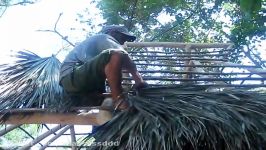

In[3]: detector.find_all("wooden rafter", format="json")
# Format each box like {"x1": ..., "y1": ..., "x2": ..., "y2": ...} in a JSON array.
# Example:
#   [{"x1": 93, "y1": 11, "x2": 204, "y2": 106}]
[{"x1": 2, "y1": 111, "x2": 100, "y2": 125}]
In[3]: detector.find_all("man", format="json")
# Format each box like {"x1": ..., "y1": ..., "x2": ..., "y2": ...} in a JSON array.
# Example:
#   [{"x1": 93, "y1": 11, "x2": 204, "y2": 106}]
[{"x1": 59, "y1": 25, "x2": 147, "y2": 111}]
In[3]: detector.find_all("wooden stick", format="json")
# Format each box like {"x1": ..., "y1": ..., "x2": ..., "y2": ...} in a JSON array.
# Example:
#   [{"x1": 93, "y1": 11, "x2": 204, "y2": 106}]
[
  {"x1": 125, "y1": 42, "x2": 233, "y2": 48},
  {"x1": 70, "y1": 125, "x2": 77, "y2": 150},
  {"x1": 19, "y1": 125, "x2": 65, "y2": 150},
  {"x1": 213, "y1": 61, "x2": 266, "y2": 78},
  {"x1": 132, "y1": 58, "x2": 228, "y2": 61},
  {"x1": 2, "y1": 111, "x2": 100, "y2": 125},
  {"x1": 135, "y1": 63, "x2": 259, "y2": 68},
  {"x1": 123, "y1": 70, "x2": 266, "y2": 75},
  {"x1": 128, "y1": 49, "x2": 231, "y2": 54},
  {"x1": 121, "y1": 83, "x2": 266, "y2": 87},
  {"x1": 39, "y1": 125, "x2": 71, "y2": 150},
  {"x1": 123, "y1": 77, "x2": 266, "y2": 81},
  {"x1": 130, "y1": 54, "x2": 228, "y2": 57}
]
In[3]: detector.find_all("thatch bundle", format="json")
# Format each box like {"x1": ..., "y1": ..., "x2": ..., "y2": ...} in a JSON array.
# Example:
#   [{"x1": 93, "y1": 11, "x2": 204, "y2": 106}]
[{"x1": 82, "y1": 86, "x2": 266, "y2": 150}]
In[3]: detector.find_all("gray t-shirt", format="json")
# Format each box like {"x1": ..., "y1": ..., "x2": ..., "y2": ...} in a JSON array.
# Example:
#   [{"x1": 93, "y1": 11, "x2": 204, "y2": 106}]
[{"x1": 59, "y1": 34, "x2": 124, "y2": 80}]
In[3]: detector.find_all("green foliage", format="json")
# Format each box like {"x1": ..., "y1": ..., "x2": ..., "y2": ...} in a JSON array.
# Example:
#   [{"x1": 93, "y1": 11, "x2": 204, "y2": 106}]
[
  {"x1": 0, "y1": 124, "x2": 39, "y2": 147},
  {"x1": 92, "y1": 0, "x2": 265, "y2": 68},
  {"x1": 240, "y1": 0, "x2": 262, "y2": 15}
]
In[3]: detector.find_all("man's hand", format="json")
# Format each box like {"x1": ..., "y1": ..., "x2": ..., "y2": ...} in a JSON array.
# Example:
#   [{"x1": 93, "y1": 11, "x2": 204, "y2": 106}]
[{"x1": 133, "y1": 81, "x2": 149, "y2": 90}]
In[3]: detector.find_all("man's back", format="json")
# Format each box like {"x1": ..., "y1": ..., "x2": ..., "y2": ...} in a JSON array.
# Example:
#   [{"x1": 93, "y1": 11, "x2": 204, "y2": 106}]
[{"x1": 60, "y1": 34, "x2": 123, "y2": 81}]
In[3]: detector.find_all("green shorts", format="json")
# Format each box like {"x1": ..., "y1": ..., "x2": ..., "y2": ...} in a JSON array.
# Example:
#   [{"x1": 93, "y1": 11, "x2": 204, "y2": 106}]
[
  {"x1": 60, "y1": 50, "x2": 126, "y2": 106},
  {"x1": 61, "y1": 52, "x2": 111, "y2": 93}
]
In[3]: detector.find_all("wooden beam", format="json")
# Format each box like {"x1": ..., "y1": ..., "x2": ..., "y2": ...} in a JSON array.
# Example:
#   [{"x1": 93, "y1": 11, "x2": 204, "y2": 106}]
[
  {"x1": 125, "y1": 42, "x2": 233, "y2": 48},
  {"x1": 2, "y1": 111, "x2": 101, "y2": 125}
]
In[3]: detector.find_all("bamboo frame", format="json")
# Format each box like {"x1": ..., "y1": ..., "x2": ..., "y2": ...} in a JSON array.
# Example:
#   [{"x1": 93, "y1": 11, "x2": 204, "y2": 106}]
[
  {"x1": 125, "y1": 42, "x2": 233, "y2": 48},
  {"x1": 19, "y1": 125, "x2": 65, "y2": 150},
  {"x1": 18, "y1": 126, "x2": 43, "y2": 147},
  {"x1": 130, "y1": 54, "x2": 228, "y2": 57},
  {"x1": 123, "y1": 77, "x2": 266, "y2": 81},
  {"x1": 128, "y1": 49, "x2": 231, "y2": 54},
  {"x1": 39, "y1": 125, "x2": 71, "y2": 150},
  {"x1": 124, "y1": 70, "x2": 266, "y2": 75},
  {"x1": 213, "y1": 61, "x2": 266, "y2": 78},
  {"x1": 132, "y1": 58, "x2": 228, "y2": 61},
  {"x1": 135, "y1": 63, "x2": 259, "y2": 68}
]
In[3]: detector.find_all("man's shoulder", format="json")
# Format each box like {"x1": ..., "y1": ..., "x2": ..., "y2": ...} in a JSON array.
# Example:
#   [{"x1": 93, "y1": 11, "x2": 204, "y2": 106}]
[{"x1": 87, "y1": 34, "x2": 115, "y2": 41}]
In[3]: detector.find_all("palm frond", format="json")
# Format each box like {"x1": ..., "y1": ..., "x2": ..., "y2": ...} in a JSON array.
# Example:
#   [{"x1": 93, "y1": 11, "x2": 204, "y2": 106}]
[
  {"x1": 0, "y1": 50, "x2": 66, "y2": 111},
  {"x1": 81, "y1": 86, "x2": 266, "y2": 150}
]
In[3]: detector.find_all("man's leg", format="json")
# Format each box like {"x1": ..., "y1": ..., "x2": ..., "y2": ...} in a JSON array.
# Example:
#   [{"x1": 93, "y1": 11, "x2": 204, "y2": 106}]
[{"x1": 104, "y1": 51, "x2": 144, "y2": 109}]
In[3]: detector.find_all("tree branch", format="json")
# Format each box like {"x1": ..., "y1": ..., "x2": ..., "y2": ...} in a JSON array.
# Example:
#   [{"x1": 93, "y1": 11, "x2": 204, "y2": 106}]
[
  {"x1": 126, "y1": 0, "x2": 138, "y2": 31},
  {"x1": 0, "y1": 1, "x2": 34, "y2": 6},
  {"x1": 0, "y1": 6, "x2": 7, "y2": 17},
  {"x1": 37, "y1": 13, "x2": 75, "y2": 48}
]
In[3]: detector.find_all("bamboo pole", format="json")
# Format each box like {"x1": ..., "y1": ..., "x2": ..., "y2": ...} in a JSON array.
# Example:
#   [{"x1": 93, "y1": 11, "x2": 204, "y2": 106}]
[
  {"x1": 123, "y1": 77, "x2": 266, "y2": 81},
  {"x1": 70, "y1": 125, "x2": 77, "y2": 150},
  {"x1": 183, "y1": 45, "x2": 192, "y2": 79},
  {"x1": 2, "y1": 111, "x2": 100, "y2": 125},
  {"x1": 130, "y1": 54, "x2": 228, "y2": 57},
  {"x1": 0, "y1": 124, "x2": 20, "y2": 136},
  {"x1": 213, "y1": 61, "x2": 266, "y2": 78},
  {"x1": 18, "y1": 126, "x2": 43, "y2": 146},
  {"x1": 125, "y1": 42, "x2": 233, "y2": 48},
  {"x1": 122, "y1": 83, "x2": 266, "y2": 87},
  {"x1": 123, "y1": 70, "x2": 266, "y2": 75},
  {"x1": 19, "y1": 125, "x2": 65, "y2": 150},
  {"x1": 135, "y1": 63, "x2": 258, "y2": 68},
  {"x1": 128, "y1": 49, "x2": 231, "y2": 54},
  {"x1": 132, "y1": 58, "x2": 228, "y2": 61},
  {"x1": 39, "y1": 125, "x2": 71, "y2": 150}
]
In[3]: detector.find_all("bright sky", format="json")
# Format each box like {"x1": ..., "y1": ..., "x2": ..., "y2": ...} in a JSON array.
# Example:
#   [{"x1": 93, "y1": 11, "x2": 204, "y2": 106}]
[
  {"x1": 0, "y1": 0, "x2": 103, "y2": 63},
  {"x1": 0, "y1": 1, "x2": 100, "y2": 148}
]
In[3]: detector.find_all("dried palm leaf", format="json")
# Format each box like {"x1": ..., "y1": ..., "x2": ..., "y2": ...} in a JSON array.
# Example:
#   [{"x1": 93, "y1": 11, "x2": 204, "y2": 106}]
[
  {"x1": 0, "y1": 51, "x2": 66, "y2": 111},
  {"x1": 81, "y1": 86, "x2": 266, "y2": 150}
]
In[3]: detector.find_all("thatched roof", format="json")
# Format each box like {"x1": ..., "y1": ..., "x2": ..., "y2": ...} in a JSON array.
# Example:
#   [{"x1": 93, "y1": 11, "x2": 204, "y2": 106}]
[{"x1": 1, "y1": 42, "x2": 266, "y2": 149}]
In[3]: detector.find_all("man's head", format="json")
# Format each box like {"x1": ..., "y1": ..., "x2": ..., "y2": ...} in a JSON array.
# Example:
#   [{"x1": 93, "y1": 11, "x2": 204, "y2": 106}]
[{"x1": 101, "y1": 25, "x2": 136, "y2": 45}]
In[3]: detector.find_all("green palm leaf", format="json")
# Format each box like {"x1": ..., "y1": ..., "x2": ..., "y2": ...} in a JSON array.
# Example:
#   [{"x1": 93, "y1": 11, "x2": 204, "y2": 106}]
[
  {"x1": 0, "y1": 51, "x2": 65, "y2": 111},
  {"x1": 82, "y1": 86, "x2": 266, "y2": 150}
]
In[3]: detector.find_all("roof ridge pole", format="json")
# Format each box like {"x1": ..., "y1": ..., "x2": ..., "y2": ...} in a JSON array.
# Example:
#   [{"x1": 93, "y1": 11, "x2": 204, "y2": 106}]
[
  {"x1": 39, "y1": 125, "x2": 71, "y2": 150},
  {"x1": 182, "y1": 44, "x2": 192, "y2": 80},
  {"x1": 70, "y1": 125, "x2": 77, "y2": 150},
  {"x1": 18, "y1": 124, "x2": 65, "y2": 150},
  {"x1": 212, "y1": 61, "x2": 266, "y2": 78},
  {"x1": 0, "y1": 124, "x2": 21, "y2": 136}
]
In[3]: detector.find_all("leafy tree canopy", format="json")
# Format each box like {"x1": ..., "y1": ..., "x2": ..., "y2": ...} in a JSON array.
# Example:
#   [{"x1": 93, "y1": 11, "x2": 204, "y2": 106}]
[{"x1": 83, "y1": 0, "x2": 265, "y2": 68}]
